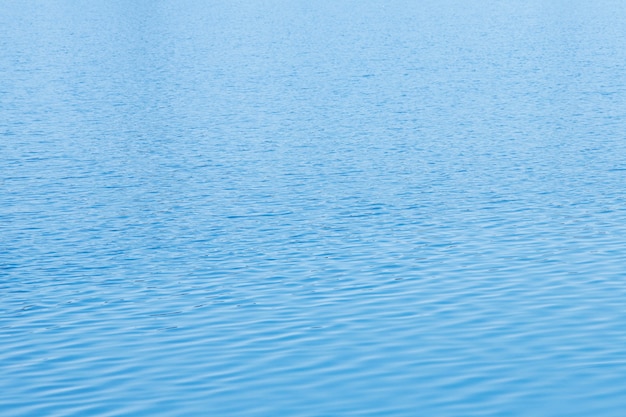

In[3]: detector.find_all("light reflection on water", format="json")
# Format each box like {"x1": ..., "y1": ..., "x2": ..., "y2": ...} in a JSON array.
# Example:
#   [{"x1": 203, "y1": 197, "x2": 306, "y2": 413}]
[{"x1": 2, "y1": 1, "x2": 626, "y2": 415}]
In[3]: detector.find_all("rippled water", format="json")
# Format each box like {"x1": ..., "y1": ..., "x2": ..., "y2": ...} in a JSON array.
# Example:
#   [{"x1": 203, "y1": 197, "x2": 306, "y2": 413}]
[{"x1": 2, "y1": 1, "x2": 626, "y2": 415}]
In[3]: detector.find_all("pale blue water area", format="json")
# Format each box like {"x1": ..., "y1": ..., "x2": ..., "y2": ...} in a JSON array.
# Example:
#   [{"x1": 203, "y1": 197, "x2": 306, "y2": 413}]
[{"x1": 2, "y1": 0, "x2": 626, "y2": 415}]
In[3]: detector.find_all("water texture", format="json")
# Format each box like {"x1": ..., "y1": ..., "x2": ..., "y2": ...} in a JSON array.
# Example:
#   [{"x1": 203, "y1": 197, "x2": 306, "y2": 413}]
[{"x1": 2, "y1": 1, "x2": 626, "y2": 415}]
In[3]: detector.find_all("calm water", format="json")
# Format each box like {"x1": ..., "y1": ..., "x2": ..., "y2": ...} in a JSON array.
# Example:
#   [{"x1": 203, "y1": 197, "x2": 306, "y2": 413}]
[{"x1": 2, "y1": 1, "x2": 626, "y2": 415}]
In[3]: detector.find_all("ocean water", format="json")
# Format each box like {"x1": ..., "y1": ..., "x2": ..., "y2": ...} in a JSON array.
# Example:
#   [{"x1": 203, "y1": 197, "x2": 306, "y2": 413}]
[{"x1": 2, "y1": 0, "x2": 626, "y2": 415}]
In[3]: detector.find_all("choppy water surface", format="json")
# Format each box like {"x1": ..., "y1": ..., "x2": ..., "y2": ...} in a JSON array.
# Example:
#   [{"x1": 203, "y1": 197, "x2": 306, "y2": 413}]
[{"x1": 3, "y1": 1, "x2": 626, "y2": 415}]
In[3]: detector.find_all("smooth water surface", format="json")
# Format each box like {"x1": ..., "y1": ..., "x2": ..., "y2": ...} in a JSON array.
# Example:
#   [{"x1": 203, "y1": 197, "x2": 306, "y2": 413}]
[{"x1": 2, "y1": 1, "x2": 626, "y2": 415}]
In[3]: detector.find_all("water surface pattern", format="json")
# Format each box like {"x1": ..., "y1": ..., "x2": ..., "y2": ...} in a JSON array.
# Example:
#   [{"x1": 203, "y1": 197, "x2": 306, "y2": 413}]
[{"x1": 2, "y1": 1, "x2": 626, "y2": 415}]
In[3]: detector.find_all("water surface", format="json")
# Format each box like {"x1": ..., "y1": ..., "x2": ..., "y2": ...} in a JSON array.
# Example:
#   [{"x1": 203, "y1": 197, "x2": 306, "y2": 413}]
[{"x1": 2, "y1": 1, "x2": 626, "y2": 415}]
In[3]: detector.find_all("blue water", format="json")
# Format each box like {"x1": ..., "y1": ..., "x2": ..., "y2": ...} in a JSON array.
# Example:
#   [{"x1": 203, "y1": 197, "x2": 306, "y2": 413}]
[{"x1": 2, "y1": 1, "x2": 626, "y2": 415}]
